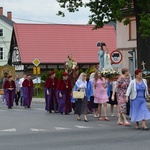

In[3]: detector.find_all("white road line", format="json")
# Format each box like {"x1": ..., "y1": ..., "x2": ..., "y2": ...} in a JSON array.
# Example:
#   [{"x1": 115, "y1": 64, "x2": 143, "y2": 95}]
[
  {"x1": 0, "y1": 110, "x2": 6, "y2": 112},
  {"x1": 13, "y1": 109, "x2": 25, "y2": 111},
  {"x1": 30, "y1": 128, "x2": 48, "y2": 132},
  {"x1": 0, "y1": 128, "x2": 16, "y2": 132},
  {"x1": 75, "y1": 125, "x2": 92, "y2": 129},
  {"x1": 55, "y1": 127, "x2": 71, "y2": 130}
]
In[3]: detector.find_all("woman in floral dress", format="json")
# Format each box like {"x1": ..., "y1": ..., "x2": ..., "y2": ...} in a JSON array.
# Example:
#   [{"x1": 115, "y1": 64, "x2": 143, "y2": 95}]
[{"x1": 112, "y1": 68, "x2": 131, "y2": 126}]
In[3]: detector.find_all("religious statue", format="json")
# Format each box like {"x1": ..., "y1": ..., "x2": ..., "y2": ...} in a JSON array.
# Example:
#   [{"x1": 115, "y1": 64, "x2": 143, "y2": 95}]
[
  {"x1": 65, "y1": 54, "x2": 73, "y2": 71},
  {"x1": 65, "y1": 54, "x2": 78, "y2": 86},
  {"x1": 98, "y1": 46, "x2": 104, "y2": 70},
  {"x1": 104, "y1": 49, "x2": 113, "y2": 70}
]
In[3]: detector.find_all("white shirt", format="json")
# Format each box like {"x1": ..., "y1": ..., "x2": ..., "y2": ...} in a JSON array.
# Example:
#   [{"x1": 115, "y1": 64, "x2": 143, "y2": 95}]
[
  {"x1": 19, "y1": 78, "x2": 25, "y2": 87},
  {"x1": 126, "y1": 79, "x2": 149, "y2": 100}
]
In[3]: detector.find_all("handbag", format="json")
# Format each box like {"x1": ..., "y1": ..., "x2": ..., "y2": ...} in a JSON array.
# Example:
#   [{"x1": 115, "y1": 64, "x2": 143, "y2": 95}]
[
  {"x1": 0, "y1": 89, "x2": 4, "y2": 95},
  {"x1": 73, "y1": 91, "x2": 84, "y2": 99}
]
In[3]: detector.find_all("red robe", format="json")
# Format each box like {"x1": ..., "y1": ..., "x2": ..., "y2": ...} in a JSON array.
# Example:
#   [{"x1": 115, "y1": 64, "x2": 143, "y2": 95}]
[
  {"x1": 44, "y1": 77, "x2": 59, "y2": 112},
  {"x1": 57, "y1": 79, "x2": 72, "y2": 114},
  {"x1": 3, "y1": 80, "x2": 16, "y2": 108},
  {"x1": 22, "y1": 79, "x2": 33, "y2": 107}
]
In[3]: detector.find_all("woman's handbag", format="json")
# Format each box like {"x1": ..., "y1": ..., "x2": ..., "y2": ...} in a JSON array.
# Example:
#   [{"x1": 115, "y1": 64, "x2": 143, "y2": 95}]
[
  {"x1": 73, "y1": 91, "x2": 84, "y2": 99},
  {"x1": 0, "y1": 89, "x2": 4, "y2": 95}
]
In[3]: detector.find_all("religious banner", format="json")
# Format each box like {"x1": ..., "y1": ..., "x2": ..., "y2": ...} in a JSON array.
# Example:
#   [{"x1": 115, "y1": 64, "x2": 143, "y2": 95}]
[{"x1": 0, "y1": 66, "x2": 15, "y2": 80}]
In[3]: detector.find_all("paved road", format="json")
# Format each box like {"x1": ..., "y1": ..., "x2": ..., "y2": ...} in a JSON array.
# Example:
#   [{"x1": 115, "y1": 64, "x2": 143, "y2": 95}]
[{"x1": 0, "y1": 101, "x2": 150, "y2": 150}]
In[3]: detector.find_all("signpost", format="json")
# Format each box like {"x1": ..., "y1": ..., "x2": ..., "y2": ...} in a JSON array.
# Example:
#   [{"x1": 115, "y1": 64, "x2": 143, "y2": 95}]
[{"x1": 32, "y1": 58, "x2": 41, "y2": 96}]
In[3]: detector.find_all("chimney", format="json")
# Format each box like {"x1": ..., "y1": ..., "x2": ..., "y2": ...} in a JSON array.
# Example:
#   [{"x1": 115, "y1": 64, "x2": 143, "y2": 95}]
[
  {"x1": 0, "y1": 7, "x2": 3, "y2": 15},
  {"x1": 7, "y1": 11, "x2": 12, "y2": 20}
]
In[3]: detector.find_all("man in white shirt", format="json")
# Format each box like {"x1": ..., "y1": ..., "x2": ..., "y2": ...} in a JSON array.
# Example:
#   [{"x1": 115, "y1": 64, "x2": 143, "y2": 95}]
[{"x1": 19, "y1": 74, "x2": 27, "y2": 106}]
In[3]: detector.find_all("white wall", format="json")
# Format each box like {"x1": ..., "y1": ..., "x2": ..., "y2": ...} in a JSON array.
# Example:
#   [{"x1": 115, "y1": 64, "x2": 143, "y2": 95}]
[
  {"x1": 116, "y1": 17, "x2": 137, "y2": 75},
  {"x1": 0, "y1": 20, "x2": 13, "y2": 65}
]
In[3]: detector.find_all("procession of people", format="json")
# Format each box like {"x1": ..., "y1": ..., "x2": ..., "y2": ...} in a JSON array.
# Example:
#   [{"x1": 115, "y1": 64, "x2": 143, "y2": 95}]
[{"x1": 0, "y1": 48, "x2": 150, "y2": 131}]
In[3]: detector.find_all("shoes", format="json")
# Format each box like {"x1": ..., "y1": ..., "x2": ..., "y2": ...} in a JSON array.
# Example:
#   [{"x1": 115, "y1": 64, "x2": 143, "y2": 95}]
[
  {"x1": 94, "y1": 114, "x2": 98, "y2": 118},
  {"x1": 104, "y1": 116, "x2": 109, "y2": 121},
  {"x1": 77, "y1": 118, "x2": 81, "y2": 121},
  {"x1": 94, "y1": 114, "x2": 100, "y2": 118},
  {"x1": 84, "y1": 119, "x2": 88, "y2": 122},
  {"x1": 111, "y1": 114, "x2": 115, "y2": 117},
  {"x1": 99, "y1": 117, "x2": 103, "y2": 121},
  {"x1": 124, "y1": 122, "x2": 131, "y2": 126},
  {"x1": 117, "y1": 122, "x2": 124, "y2": 125},
  {"x1": 141, "y1": 127, "x2": 149, "y2": 130}
]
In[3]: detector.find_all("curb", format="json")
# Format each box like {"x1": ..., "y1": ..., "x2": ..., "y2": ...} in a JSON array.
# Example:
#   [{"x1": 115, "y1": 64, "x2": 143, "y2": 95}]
[{"x1": 32, "y1": 98, "x2": 45, "y2": 103}]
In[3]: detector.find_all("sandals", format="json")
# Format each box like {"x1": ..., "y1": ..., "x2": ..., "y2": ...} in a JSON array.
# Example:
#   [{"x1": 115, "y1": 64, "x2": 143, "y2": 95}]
[
  {"x1": 104, "y1": 116, "x2": 109, "y2": 121},
  {"x1": 117, "y1": 122, "x2": 124, "y2": 125},
  {"x1": 124, "y1": 122, "x2": 131, "y2": 126},
  {"x1": 99, "y1": 117, "x2": 103, "y2": 121},
  {"x1": 99, "y1": 116, "x2": 109, "y2": 121}
]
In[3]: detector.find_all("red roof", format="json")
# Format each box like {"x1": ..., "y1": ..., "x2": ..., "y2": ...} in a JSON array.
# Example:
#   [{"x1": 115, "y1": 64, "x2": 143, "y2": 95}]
[{"x1": 13, "y1": 23, "x2": 116, "y2": 64}]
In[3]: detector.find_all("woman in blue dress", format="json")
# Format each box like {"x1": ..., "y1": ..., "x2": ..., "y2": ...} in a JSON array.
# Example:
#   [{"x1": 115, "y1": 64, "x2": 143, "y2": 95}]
[
  {"x1": 87, "y1": 72, "x2": 98, "y2": 117},
  {"x1": 126, "y1": 69, "x2": 150, "y2": 130}
]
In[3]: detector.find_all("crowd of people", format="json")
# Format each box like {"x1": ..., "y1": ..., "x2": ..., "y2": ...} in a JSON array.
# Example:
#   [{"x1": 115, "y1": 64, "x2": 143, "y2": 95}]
[
  {"x1": 0, "y1": 73, "x2": 33, "y2": 109},
  {"x1": 0, "y1": 67, "x2": 150, "y2": 130},
  {"x1": 43, "y1": 67, "x2": 150, "y2": 130}
]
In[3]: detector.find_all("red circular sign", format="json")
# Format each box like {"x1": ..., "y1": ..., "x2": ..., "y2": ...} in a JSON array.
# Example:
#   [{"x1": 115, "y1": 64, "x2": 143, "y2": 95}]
[{"x1": 110, "y1": 50, "x2": 123, "y2": 64}]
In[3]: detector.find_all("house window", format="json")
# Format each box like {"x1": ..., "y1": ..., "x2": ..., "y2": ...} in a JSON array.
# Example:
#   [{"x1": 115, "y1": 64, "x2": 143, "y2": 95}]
[
  {"x1": 0, "y1": 29, "x2": 3, "y2": 36},
  {"x1": 129, "y1": 19, "x2": 136, "y2": 40},
  {"x1": 0, "y1": 47, "x2": 3, "y2": 60}
]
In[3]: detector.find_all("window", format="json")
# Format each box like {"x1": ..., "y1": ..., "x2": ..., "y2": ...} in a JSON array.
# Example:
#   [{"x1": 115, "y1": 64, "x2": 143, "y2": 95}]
[
  {"x1": 0, "y1": 47, "x2": 3, "y2": 60},
  {"x1": 0, "y1": 29, "x2": 3, "y2": 36},
  {"x1": 129, "y1": 19, "x2": 136, "y2": 40}
]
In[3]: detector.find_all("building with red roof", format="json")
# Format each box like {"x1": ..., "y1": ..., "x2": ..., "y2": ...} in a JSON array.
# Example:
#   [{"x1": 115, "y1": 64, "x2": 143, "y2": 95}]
[{"x1": 8, "y1": 23, "x2": 116, "y2": 72}]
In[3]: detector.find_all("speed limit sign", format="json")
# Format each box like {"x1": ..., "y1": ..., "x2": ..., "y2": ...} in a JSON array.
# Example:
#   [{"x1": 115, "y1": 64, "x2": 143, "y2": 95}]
[{"x1": 110, "y1": 50, "x2": 123, "y2": 64}]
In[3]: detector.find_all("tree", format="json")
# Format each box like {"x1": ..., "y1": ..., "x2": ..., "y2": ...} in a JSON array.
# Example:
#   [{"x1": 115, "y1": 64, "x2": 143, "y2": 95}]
[{"x1": 57, "y1": 0, "x2": 150, "y2": 69}]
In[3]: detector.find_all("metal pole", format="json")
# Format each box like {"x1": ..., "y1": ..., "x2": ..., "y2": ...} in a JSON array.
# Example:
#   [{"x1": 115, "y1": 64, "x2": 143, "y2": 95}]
[
  {"x1": 36, "y1": 67, "x2": 38, "y2": 96},
  {"x1": 133, "y1": 48, "x2": 136, "y2": 71}
]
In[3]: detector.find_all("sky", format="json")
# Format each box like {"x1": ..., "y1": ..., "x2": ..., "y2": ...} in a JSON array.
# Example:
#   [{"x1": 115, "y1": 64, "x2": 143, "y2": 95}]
[{"x1": 0, "y1": 0, "x2": 90, "y2": 24}]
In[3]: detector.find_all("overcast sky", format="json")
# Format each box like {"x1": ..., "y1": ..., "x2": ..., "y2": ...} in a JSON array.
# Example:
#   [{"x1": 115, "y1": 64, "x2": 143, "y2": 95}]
[{"x1": 0, "y1": 0, "x2": 90, "y2": 24}]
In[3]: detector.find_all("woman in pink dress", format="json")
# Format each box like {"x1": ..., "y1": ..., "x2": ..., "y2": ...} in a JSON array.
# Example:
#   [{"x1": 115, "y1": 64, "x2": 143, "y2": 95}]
[{"x1": 93, "y1": 70, "x2": 109, "y2": 121}]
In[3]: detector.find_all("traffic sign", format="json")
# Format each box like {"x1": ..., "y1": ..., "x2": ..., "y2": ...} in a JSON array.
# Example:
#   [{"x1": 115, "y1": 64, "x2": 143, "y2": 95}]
[
  {"x1": 33, "y1": 67, "x2": 40, "y2": 75},
  {"x1": 110, "y1": 50, "x2": 123, "y2": 64},
  {"x1": 32, "y1": 58, "x2": 40, "y2": 67}
]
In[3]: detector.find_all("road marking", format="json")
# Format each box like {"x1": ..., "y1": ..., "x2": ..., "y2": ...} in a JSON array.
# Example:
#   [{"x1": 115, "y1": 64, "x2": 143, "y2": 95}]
[
  {"x1": 0, "y1": 110, "x2": 6, "y2": 112},
  {"x1": 75, "y1": 125, "x2": 92, "y2": 129},
  {"x1": 32, "y1": 108, "x2": 44, "y2": 111},
  {"x1": 13, "y1": 109, "x2": 25, "y2": 111},
  {"x1": 0, "y1": 128, "x2": 16, "y2": 132},
  {"x1": 55, "y1": 127, "x2": 71, "y2": 130},
  {"x1": 30, "y1": 128, "x2": 48, "y2": 132}
]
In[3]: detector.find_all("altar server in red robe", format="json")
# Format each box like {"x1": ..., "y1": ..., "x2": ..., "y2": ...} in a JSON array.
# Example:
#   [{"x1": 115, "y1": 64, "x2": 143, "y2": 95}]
[
  {"x1": 44, "y1": 70, "x2": 59, "y2": 113},
  {"x1": 3, "y1": 75, "x2": 16, "y2": 109},
  {"x1": 22, "y1": 74, "x2": 34, "y2": 108},
  {"x1": 57, "y1": 72, "x2": 72, "y2": 114}
]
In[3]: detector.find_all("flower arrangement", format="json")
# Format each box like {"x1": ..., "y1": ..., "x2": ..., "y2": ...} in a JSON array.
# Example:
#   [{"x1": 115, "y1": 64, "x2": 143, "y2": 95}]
[{"x1": 101, "y1": 69, "x2": 120, "y2": 80}]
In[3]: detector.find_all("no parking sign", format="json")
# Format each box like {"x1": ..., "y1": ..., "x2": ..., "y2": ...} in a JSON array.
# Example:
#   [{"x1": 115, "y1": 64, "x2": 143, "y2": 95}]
[{"x1": 110, "y1": 50, "x2": 123, "y2": 64}]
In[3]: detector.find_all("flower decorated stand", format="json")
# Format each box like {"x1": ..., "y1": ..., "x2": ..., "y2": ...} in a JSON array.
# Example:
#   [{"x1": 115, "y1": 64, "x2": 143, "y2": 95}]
[{"x1": 101, "y1": 69, "x2": 120, "y2": 82}]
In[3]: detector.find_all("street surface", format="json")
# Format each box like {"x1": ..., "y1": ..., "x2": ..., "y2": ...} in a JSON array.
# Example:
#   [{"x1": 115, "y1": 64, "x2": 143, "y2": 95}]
[{"x1": 0, "y1": 99, "x2": 150, "y2": 150}]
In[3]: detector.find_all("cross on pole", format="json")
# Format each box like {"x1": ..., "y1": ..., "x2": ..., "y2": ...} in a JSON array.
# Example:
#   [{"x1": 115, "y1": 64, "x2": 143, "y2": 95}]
[{"x1": 141, "y1": 61, "x2": 146, "y2": 70}]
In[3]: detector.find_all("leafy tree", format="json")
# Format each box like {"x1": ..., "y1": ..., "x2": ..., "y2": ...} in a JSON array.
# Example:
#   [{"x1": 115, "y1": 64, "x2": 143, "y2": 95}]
[{"x1": 57, "y1": 0, "x2": 150, "y2": 69}]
